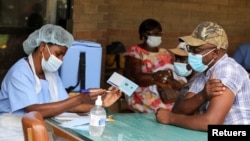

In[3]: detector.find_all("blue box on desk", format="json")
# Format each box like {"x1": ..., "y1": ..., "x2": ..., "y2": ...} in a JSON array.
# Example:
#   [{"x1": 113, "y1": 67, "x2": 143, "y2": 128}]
[{"x1": 59, "y1": 40, "x2": 102, "y2": 92}]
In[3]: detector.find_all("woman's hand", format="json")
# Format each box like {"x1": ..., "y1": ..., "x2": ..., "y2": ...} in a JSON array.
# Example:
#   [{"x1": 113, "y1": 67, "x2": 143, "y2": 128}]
[
  {"x1": 80, "y1": 87, "x2": 122, "y2": 107},
  {"x1": 152, "y1": 69, "x2": 173, "y2": 83},
  {"x1": 80, "y1": 88, "x2": 106, "y2": 104},
  {"x1": 153, "y1": 69, "x2": 183, "y2": 90},
  {"x1": 102, "y1": 86, "x2": 122, "y2": 107}
]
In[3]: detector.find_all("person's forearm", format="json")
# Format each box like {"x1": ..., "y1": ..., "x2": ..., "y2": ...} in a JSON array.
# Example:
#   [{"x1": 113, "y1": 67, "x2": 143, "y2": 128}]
[
  {"x1": 172, "y1": 91, "x2": 207, "y2": 115},
  {"x1": 134, "y1": 73, "x2": 155, "y2": 86},
  {"x1": 25, "y1": 94, "x2": 89, "y2": 118},
  {"x1": 68, "y1": 104, "x2": 94, "y2": 113},
  {"x1": 169, "y1": 112, "x2": 209, "y2": 131}
]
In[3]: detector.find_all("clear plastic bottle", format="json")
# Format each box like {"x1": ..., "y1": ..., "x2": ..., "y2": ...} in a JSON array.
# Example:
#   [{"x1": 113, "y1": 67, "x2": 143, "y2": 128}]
[{"x1": 89, "y1": 95, "x2": 107, "y2": 136}]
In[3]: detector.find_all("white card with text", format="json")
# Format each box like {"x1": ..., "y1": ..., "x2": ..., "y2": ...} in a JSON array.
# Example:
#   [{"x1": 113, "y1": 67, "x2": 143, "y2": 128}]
[{"x1": 107, "y1": 72, "x2": 138, "y2": 96}]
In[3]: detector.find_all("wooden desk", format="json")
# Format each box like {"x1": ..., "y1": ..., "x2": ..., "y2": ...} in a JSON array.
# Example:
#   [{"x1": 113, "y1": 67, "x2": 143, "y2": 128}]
[{"x1": 46, "y1": 113, "x2": 207, "y2": 141}]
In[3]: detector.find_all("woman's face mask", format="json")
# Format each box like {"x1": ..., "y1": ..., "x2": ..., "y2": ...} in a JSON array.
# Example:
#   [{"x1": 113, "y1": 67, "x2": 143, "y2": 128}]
[
  {"x1": 41, "y1": 44, "x2": 63, "y2": 72},
  {"x1": 174, "y1": 62, "x2": 192, "y2": 77},
  {"x1": 188, "y1": 49, "x2": 215, "y2": 72},
  {"x1": 146, "y1": 36, "x2": 162, "y2": 47}
]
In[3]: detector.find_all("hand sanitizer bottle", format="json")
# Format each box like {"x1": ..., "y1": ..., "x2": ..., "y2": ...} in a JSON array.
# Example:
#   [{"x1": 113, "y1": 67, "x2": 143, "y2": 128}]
[{"x1": 89, "y1": 95, "x2": 107, "y2": 136}]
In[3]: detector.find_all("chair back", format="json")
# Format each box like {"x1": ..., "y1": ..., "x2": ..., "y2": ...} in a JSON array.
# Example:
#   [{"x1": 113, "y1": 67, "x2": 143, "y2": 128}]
[{"x1": 22, "y1": 111, "x2": 50, "y2": 141}]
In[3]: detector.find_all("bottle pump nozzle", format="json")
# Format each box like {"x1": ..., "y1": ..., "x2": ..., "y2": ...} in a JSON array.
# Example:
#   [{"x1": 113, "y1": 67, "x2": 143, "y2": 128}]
[{"x1": 95, "y1": 95, "x2": 102, "y2": 106}]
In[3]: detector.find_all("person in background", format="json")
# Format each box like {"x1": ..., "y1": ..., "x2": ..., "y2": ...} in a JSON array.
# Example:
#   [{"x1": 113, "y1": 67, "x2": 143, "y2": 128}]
[
  {"x1": 233, "y1": 42, "x2": 250, "y2": 75},
  {"x1": 167, "y1": 42, "x2": 199, "y2": 112},
  {"x1": 26, "y1": 2, "x2": 44, "y2": 28},
  {"x1": 124, "y1": 18, "x2": 185, "y2": 113},
  {"x1": 0, "y1": 24, "x2": 122, "y2": 118},
  {"x1": 156, "y1": 21, "x2": 250, "y2": 131}
]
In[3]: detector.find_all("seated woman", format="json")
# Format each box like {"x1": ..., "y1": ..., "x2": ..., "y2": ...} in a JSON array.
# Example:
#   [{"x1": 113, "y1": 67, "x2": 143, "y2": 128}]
[{"x1": 123, "y1": 18, "x2": 185, "y2": 113}]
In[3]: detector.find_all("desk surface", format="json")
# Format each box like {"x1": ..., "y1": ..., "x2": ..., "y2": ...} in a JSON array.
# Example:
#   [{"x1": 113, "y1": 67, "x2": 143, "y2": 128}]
[{"x1": 47, "y1": 113, "x2": 207, "y2": 141}]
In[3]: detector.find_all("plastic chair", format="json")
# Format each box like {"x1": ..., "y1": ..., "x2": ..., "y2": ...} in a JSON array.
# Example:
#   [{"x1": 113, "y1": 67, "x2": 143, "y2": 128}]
[{"x1": 22, "y1": 111, "x2": 50, "y2": 141}]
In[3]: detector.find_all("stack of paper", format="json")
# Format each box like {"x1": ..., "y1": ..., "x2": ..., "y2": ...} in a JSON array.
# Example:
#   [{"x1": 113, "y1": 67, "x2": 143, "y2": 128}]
[
  {"x1": 54, "y1": 113, "x2": 90, "y2": 130},
  {"x1": 54, "y1": 112, "x2": 87, "y2": 121}
]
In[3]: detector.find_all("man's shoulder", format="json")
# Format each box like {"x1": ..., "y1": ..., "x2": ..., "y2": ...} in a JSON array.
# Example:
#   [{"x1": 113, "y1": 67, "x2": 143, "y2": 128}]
[{"x1": 216, "y1": 54, "x2": 237, "y2": 67}]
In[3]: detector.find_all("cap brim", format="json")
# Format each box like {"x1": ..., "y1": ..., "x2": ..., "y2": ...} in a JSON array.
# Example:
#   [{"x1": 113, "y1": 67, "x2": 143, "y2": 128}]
[
  {"x1": 168, "y1": 48, "x2": 188, "y2": 56},
  {"x1": 179, "y1": 35, "x2": 207, "y2": 47}
]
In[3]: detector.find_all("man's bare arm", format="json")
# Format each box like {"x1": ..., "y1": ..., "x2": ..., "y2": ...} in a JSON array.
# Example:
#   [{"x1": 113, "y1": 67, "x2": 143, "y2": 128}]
[{"x1": 157, "y1": 86, "x2": 234, "y2": 131}]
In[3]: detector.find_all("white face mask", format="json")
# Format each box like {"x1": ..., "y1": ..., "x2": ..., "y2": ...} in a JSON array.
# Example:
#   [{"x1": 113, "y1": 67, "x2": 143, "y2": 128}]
[
  {"x1": 146, "y1": 36, "x2": 162, "y2": 47},
  {"x1": 41, "y1": 44, "x2": 63, "y2": 72}
]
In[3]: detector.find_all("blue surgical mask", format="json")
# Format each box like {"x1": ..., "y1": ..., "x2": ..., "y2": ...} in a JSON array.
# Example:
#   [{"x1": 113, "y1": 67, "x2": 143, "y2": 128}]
[
  {"x1": 174, "y1": 62, "x2": 192, "y2": 77},
  {"x1": 188, "y1": 49, "x2": 215, "y2": 72}
]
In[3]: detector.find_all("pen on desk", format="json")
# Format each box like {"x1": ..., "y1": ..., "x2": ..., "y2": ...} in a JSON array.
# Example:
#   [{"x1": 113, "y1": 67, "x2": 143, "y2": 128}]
[{"x1": 81, "y1": 89, "x2": 111, "y2": 93}]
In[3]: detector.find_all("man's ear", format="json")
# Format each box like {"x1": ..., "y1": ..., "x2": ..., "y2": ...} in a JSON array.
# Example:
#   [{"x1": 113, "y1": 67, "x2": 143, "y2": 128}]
[{"x1": 213, "y1": 49, "x2": 219, "y2": 59}]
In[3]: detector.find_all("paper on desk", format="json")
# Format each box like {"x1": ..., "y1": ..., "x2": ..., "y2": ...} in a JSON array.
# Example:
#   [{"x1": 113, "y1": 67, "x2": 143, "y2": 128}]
[
  {"x1": 70, "y1": 125, "x2": 89, "y2": 130},
  {"x1": 54, "y1": 112, "x2": 88, "y2": 121},
  {"x1": 59, "y1": 116, "x2": 90, "y2": 129}
]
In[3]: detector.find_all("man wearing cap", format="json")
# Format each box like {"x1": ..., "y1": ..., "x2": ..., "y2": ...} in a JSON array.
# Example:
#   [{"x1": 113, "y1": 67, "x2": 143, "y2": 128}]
[
  {"x1": 156, "y1": 21, "x2": 250, "y2": 131},
  {"x1": 0, "y1": 24, "x2": 122, "y2": 118}
]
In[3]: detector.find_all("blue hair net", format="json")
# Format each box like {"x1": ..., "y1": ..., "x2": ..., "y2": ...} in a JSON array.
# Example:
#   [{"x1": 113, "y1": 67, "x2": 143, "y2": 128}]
[{"x1": 23, "y1": 24, "x2": 74, "y2": 55}]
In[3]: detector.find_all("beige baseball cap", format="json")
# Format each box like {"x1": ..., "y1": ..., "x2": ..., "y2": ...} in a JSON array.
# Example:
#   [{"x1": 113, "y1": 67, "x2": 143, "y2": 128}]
[
  {"x1": 168, "y1": 42, "x2": 189, "y2": 56},
  {"x1": 179, "y1": 21, "x2": 228, "y2": 50}
]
